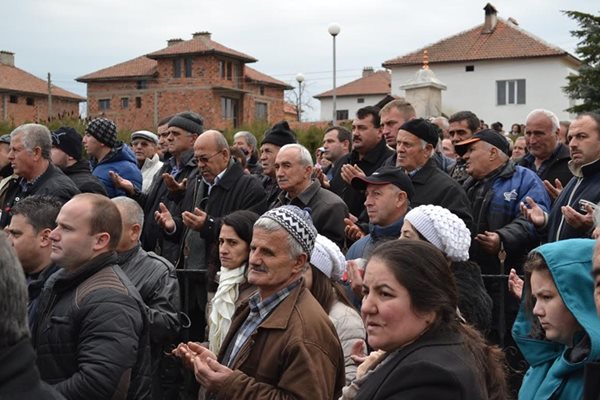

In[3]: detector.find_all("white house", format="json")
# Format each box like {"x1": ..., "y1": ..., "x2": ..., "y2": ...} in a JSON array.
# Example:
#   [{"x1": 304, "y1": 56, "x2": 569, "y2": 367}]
[
  {"x1": 382, "y1": 3, "x2": 580, "y2": 126},
  {"x1": 314, "y1": 68, "x2": 391, "y2": 121}
]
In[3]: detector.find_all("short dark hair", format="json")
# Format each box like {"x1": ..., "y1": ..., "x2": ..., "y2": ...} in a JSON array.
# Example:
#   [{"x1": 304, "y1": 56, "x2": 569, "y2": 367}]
[
  {"x1": 356, "y1": 106, "x2": 381, "y2": 128},
  {"x1": 221, "y1": 210, "x2": 260, "y2": 249},
  {"x1": 324, "y1": 125, "x2": 352, "y2": 151},
  {"x1": 577, "y1": 112, "x2": 600, "y2": 139},
  {"x1": 449, "y1": 111, "x2": 480, "y2": 133},
  {"x1": 77, "y1": 193, "x2": 122, "y2": 251},
  {"x1": 10, "y1": 195, "x2": 62, "y2": 232}
]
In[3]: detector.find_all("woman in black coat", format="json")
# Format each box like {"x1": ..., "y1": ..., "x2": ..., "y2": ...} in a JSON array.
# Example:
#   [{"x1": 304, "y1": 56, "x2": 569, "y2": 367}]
[{"x1": 342, "y1": 240, "x2": 507, "y2": 400}]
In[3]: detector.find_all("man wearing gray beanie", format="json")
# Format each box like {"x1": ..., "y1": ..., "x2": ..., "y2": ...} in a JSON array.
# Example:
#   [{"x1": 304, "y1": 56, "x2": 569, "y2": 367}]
[{"x1": 182, "y1": 205, "x2": 345, "y2": 399}]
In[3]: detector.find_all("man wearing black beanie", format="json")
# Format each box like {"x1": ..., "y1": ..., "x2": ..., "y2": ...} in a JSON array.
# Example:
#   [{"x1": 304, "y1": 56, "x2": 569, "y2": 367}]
[
  {"x1": 51, "y1": 127, "x2": 107, "y2": 196},
  {"x1": 259, "y1": 121, "x2": 297, "y2": 205}
]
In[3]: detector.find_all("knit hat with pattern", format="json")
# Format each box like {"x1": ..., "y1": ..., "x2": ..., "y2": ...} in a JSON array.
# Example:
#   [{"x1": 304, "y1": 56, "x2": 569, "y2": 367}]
[
  {"x1": 404, "y1": 204, "x2": 471, "y2": 262},
  {"x1": 260, "y1": 205, "x2": 317, "y2": 255},
  {"x1": 86, "y1": 118, "x2": 118, "y2": 148}
]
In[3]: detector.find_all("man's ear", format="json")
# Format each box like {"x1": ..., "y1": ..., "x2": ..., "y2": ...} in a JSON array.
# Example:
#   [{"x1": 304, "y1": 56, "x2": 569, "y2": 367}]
[
  {"x1": 291, "y1": 253, "x2": 308, "y2": 274},
  {"x1": 39, "y1": 228, "x2": 53, "y2": 248},
  {"x1": 93, "y1": 232, "x2": 111, "y2": 251}
]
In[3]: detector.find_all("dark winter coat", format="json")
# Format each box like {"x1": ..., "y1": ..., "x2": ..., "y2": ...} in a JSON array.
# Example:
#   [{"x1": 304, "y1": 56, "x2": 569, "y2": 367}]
[
  {"x1": 0, "y1": 163, "x2": 80, "y2": 228},
  {"x1": 272, "y1": 180, "x2": 348, "y2": 248},
  {"x1": 546, "y1": 158, "x2": 600, "y2": 242},
  {"x1": 519, "y1": 142, "x2": 572, "y2": 188},
  {"x1": 131, "y1": 149, "x2": 197, "y2": 264},
  {"x1": 61, "y1": 159, "x2": 107, "y2": 195},
  {"x1": 464, "y1": 161, "x2": 550, "y2": 274},
  {"x1": 410, "y1": 158, "x2": 473, "y2": 231},
  {"x1": 355, "y1": 329, "x2": 487, "y2": 400},
  {"x1": 32, "y1": 252, "x2": 151, "y2": 400},
  {"x1": 329, "y1": 139, "x2": 395, "y2": 219},
  {"x1": 0, "y1": 338, "x2": 66, "y2": 400}
]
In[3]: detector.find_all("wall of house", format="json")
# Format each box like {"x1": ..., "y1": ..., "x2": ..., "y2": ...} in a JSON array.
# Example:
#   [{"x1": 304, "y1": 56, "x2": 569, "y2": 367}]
[
  {"x1": 389, "y1": 57, "x2": 577, "y2": 126},
  {"x1": 318, "y1": 94, "x2": 387, "y2": 121},
  {"x1": 0, "y1": 93, "x2": 80, "y2": 126},
  {"x1": 85, "y1": 54, "x2": 287, "y2": 132}
]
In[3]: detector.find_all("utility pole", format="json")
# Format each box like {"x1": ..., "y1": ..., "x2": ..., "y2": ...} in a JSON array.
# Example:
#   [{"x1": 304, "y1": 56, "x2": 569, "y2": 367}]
[{"x1": 47, "y1": 73, "x2": 53, "y2": 120}]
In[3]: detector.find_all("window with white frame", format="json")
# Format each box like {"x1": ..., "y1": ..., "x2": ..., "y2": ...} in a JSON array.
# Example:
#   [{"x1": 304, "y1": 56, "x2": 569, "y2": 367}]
[{"x1": 496, "y1": 79, "x2": 526, "y2": 105}]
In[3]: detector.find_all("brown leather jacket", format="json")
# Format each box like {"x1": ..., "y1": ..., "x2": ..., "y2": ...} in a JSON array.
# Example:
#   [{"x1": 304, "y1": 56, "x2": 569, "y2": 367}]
[{"x1": 214, "y1": 283, "x2": 345, "y2": 399}]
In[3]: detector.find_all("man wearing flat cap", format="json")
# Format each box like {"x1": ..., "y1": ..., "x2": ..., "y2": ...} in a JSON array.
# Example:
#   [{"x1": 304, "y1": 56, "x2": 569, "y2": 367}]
[
  {"x1": 259, "y1": 121, "x2": 298, "y2": 205},
  {"x1": 83, "y1": 117, "x2": 142, "y2": 198},
  {"x1": 174, "y1": 205, "x2": 344, "y2": 400},
  {"x1": 51, "y1": 127, "x2": 107, "y2": 196},
  {"x1": 396, "y1": 118, "x2": 473, "y2": 230},
  {"x1": 454, "y1": 129, "x2": 550, "y2": 275},
  {"x1": 130, "y1": 130, "x2": 163, "y2": 193}
]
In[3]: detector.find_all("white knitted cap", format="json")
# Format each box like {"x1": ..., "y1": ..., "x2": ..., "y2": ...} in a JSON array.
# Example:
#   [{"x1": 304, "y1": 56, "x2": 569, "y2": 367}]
[
  {"x1": 404, "y1": 205, "x2": 471, "y2": 262},
  {"x1": 310, "y1": 234, "x2": 346, "y2": 281}
]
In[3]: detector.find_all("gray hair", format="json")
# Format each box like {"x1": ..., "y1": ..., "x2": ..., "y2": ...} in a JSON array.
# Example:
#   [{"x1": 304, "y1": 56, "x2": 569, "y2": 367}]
[
  {"x1": 526, "y1": 109, "x2": 560, "y2": 133},
  {"x1": 233, "y1": 131, "x2": 257, "y2": 150},
  {"x1": 254, "y1": 217, "x2": 305, "y2": 260},
  {"x1": 11, "y1": 123, "x2": 52, "y2": 160},
  {"x1": 112, "y1": 196, "x2": 145, "y2": 232},
  {"x1": 0, "y1": 232, "x2": 29, "y2": 346},
  {"x1": 279, "y1": 143, "x2": 313, "y2": 167}
]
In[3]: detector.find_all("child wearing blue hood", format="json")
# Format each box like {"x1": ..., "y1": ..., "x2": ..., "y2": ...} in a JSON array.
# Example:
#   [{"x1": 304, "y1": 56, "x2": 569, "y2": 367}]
[{"x1": 513, "y1": 238, "x2": 600, "y2": 399}]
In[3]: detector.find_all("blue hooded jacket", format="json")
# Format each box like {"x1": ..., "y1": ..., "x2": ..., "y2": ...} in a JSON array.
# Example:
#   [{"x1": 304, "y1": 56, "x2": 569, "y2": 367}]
[
  {"x1": 91, "y1": 144, "x2": 142, "y2": 198},
  {"x1": 512, "y1": 239, "x2": 600, "y2": 399}
]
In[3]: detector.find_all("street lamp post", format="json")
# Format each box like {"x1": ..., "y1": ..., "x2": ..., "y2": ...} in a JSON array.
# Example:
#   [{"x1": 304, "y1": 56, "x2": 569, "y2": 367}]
[
  {"x1": 295, "y1": 73, "x2": 304, "y2": 122},
  {"x1": 328, "y1": 23, "x2": 340, "y2": 125}
]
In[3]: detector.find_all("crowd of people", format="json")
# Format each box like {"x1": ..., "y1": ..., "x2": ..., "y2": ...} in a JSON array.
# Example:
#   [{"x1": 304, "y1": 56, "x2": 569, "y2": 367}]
[{"x1": 1, "y1": 102, "x2": 600, "y2": 400}]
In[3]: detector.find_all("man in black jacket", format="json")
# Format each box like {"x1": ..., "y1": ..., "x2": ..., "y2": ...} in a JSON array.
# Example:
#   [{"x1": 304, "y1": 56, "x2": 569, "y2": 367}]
[
  {"x1": 50, "y1": 126, "x2": 107, "y2": 195},
  {"x1": 113, "y1": 196, "x2": 180, "y2": 399},
  {"x1": 1, "y1": 124, "x2": 80, "y2": 228},
  {"x1": 32, "y1": 193, "x2": 151, "y2": 399},
  {"x1": 5, "y1": 196, "x2": 62, "y2": 328},
  {"x1": 396, "y1": 118, "x2": 473, "y2": 230}
]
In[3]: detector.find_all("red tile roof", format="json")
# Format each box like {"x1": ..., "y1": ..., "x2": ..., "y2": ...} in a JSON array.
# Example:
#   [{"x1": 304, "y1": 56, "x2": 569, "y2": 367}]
[
  {"x1": 147, "y1": 34, "x2": 257, "y2": 63},
  {"x1": 244, "y1": 66, "x2": 293, "y2": 89},
  {"x1": 383, "y1": 19, "x2": 578, "y2": 67},
  {"x1": 0, "y1": 64, "x2": 84, "y2": 101},
  {"x1": 284, "y1": 102, "x2": 297, "y2": 115},
  {"x1": 314, "y1": 70, "x2": 390, "y2": 99},
  {"x1": 77, "y1": 55, "x2": 157, "y2": 82}
]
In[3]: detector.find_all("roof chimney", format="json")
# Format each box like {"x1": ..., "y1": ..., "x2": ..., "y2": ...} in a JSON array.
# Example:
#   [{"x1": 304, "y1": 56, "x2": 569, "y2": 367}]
[
  {"x1": 482, "y1": 3, "x2": 498, "y2": 34},
  {"x1": 167, "y1": 38, "x2": 183, "y2": 47},
  {"x1": 362, "y1": 66, "x2": 374, "y2": 78},
  {"x1": 0, "y1": 51, "x2": 15, "y2": 67},
  {"x1": 192, "y1": 31, "x2": 212, "y2": 40}
]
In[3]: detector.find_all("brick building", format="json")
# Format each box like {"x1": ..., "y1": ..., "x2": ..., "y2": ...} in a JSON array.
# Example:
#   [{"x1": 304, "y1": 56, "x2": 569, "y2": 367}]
[
  {"x1": 0, "y1": 51, "x2": 84, "y2": 126},
  {"x1": 77, "y1": 32, "x2": 292, "y2": 132}
]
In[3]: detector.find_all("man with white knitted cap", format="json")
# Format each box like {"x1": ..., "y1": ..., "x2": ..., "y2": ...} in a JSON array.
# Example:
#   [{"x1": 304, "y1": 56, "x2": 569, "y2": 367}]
[{"x1": 176, "y1": 205, "x2": 344, "y2": 399}]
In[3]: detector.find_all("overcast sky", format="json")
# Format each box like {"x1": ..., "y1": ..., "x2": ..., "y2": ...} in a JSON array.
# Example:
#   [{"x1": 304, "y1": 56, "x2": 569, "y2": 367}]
[{"x1": 3, "y1": 0, "x2": 597, "y2": 121}]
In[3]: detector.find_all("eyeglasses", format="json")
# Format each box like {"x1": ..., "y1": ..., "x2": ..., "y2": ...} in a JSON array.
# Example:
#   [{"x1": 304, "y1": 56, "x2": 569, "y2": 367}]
[{"x1": 196, "y1": 152, "x2": 221, "y2": 164}]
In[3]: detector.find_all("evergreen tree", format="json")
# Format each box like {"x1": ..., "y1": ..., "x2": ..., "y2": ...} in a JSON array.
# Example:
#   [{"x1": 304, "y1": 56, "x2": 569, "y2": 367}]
[{"x1": 563, "y1": 10, "x2": 600, "y2": 113}]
